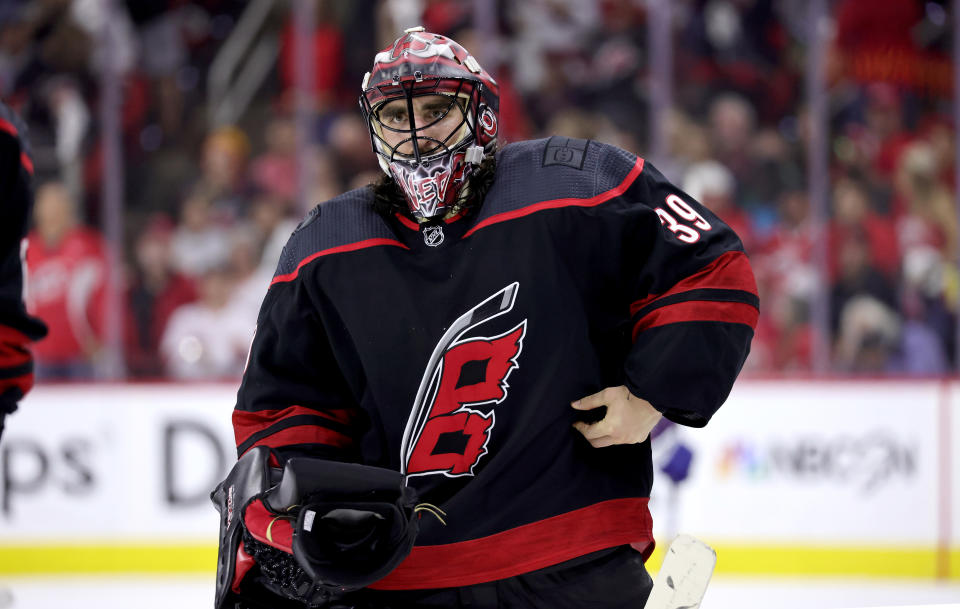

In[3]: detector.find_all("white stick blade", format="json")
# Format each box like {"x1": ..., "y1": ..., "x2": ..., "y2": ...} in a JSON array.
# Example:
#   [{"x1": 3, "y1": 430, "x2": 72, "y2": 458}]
[{"x1": 644, "y1": 534, "x2": 717, "y2": 609}]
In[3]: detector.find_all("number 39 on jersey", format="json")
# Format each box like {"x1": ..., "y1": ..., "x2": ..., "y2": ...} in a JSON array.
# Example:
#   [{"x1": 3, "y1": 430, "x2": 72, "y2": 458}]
[{"x1": 654, "y1": 194, "x2": 712, "y2": 244}]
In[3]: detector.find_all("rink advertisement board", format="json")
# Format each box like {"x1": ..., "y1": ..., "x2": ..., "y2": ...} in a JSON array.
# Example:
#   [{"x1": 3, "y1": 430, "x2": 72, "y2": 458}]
[
  {"x1": 0, "y1": 381, "x2": 956, "y2": 578},
  {"x1": 651, "y1": 379, "x2": 956, "y2": 578}
]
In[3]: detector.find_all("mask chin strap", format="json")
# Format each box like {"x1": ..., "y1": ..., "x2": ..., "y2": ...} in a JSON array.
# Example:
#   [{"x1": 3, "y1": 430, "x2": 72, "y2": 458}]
[{"x1": 465, "y1": 145, "x2": 483, "y2": 165}]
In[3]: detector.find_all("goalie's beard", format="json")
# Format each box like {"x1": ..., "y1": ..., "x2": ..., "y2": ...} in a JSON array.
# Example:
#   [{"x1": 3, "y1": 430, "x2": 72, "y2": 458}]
[{"x1": 370, "y1": 154, "x2": 498, "y2": 221}]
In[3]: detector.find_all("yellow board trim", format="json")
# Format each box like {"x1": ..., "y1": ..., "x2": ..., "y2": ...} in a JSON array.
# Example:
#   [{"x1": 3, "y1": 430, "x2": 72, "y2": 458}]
[
  {"x1": 0, "y1": 543, "x2": 217, "y2": 575},
  {"x1": 0, "y1": 543, "x2": 957, "y2": 579}
]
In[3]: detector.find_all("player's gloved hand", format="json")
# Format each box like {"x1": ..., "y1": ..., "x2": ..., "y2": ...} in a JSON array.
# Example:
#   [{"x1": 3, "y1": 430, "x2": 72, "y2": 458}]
[
  {"x1": 571, "y1": 386, "x2": 663, "y2": 447},
  {"x1": 212, "y1": 447, "x2": 423, "y2": 609}
]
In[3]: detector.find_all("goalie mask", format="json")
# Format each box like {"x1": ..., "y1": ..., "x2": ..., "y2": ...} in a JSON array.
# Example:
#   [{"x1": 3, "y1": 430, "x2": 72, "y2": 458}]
[{"x1": 360, "y1": 27, "x2": 500, "y2": 220}]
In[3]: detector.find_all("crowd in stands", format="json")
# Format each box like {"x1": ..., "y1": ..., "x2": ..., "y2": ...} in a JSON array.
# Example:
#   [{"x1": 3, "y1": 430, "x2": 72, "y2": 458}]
[{"x1": 2, "y1": 0, "x2": 954, "y2": 380}]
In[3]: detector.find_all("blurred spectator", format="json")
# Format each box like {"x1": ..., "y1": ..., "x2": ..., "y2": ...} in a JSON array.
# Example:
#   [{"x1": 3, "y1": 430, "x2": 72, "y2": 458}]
[
  {"x1": 829, "y1": 177, "x2": 899, "y2": 280},
  {"x1": 749, "y1": 189, "x2": 816, "y2": 373},
  {"x1": 509, "y1": 0, "x2": 600, "y2": 97},
  {"x1": 834, "y1": 295, "x2": 900, "y2": 373},
  {"x1": 25, "y1": 180, "x2": 107, "y2": 379},
  {"x1": 303, "y1": 144, "x2": 343, "y2": 206},
  {"x1": 124, "y1": 214, "x2": 197, "y2": 378},
  {"x1": 278, "y1": 0, "x2": 345, "y2": 111},
  {"x1": 160, "y1": 264, "x2": 250, "y2": 380},
  {"x1": 666, "y1": 110, "x2": 712, "y2": 173},
  {"x1": 861, "y1": 84, "x2": 914, "y2": 181},
  {"x1": 248, "y1": 193, "x2": 297, "y2": 272},
  {"x1": 893, "y1": 268, "x2": 950, "y2": 375},
  {"x1": 195, "y1": 125, "x2": 252, "y2": 220},
  {"x1": 226, "y1": 225, "x2": 270, "y2": 325},
  {"x1": 707, "y1": 93, "x2": 756, "y2": 181},
  {"x1": 250, "y1": 114, "x2": 298, "y2": 204},
  {"x1": 830, "y1": 228, "x2": 897, "y2": 336},
  {"x1": 894, "y1": 142, "x2": 956, "y2": 260},
  {"x1": 170, "y1": 190, "x2": 232, "y2": 278},
  {"x1": 682, "y1": 160, "x2": 755, "y2": 252},
  {"x1": 46, "y1": 76, "x2": 90, "y2": 202},
  {"x1": 326, "y1": 112, "x2": 378, "y2": 186},
  {"x1": 125, "y1": 0, "x2": 189, "y2": 137}
]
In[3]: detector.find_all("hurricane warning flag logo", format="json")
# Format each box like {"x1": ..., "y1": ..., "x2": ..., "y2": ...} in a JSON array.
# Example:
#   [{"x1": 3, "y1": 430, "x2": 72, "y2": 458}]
[{"x1": 401, "y1": 283, "x2": 525, "y2": 479}]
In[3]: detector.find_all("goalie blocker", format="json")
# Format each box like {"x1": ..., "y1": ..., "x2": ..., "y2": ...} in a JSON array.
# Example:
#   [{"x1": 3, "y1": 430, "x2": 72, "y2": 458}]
[{"x1": 211, "y1": 448, "x2": 422, "y2": 608}]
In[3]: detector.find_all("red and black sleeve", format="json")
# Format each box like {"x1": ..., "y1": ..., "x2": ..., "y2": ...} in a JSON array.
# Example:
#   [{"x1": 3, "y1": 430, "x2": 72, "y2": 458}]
[
  {"x1": 233, "y1": 273, "x2": 366, "y2": 462},
  {"x1": 620, "y1": 160, "x2": 758, "y2": 427},
  {"x1": 0, "y1": 102, "x2": 47, "y2": 423}
]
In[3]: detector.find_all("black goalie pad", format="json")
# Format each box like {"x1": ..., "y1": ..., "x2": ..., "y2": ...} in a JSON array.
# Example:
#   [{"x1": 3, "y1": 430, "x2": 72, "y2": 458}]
[
  {"x1": 211, "y1": 449, "x2": 421, "y2": 608},
  {"x1": 211, "y1": 446, "x2": 275, "y2": 609}
]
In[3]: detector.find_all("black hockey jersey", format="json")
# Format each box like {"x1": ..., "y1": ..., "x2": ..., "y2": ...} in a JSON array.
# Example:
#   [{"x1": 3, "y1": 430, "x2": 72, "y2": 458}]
[
  {"x1": 233, "y1": 137, "x2": 757, "y2": 589},
  {"x1": 0, "y1": 103, "x2": 47, "y2": 416}
]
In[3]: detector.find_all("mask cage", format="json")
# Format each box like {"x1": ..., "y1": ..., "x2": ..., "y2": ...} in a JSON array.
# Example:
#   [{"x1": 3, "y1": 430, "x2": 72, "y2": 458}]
[{"x1": 361, "y1": 77, "x2": 483, "y2": 170}]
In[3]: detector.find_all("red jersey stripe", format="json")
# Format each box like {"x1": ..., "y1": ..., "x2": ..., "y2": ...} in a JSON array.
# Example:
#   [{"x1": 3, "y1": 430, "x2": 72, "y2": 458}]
[
  {"x1": 629, "y1": 251, "x2": 756, "y2": 316},
  {"x1": 233, "y1": 405, "x2": 354, "y2": 447},
  {"x1": 632, "y1": 300, "x2": 759, "y2": 340},
  {"x1": 463, "y1": 156, "x2": 645, "y2": 238},
  {"x1": 0, "y1": 118, "x2": 16, "y2": 137},
  {"x1": 394, "y1": 213, "x2": 419, "y2": 231},
  {"x1": 238, "y1": 424, "x2": 353, "y2": 456},
  {"x1": 0, "y1": 325, "x2": 31, "y2": 345},
  {"x1": 0, "y1": 346, "x2": 29, "y2": 369},
  {"x1": 370, "y1": 497, "x2": 653, "y2": 590},
  {"x1": 270, "y1": 238, "x2": 409, "y2": 286},
  {"x1": 0, "y1": 119, "x2": 32, "y2": 174},
  {"x1": 0, "y1": 373, "x2": 34, "y2": 398}
]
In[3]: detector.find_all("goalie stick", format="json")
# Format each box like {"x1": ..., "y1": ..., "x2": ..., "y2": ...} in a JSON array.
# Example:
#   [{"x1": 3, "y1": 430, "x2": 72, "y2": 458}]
[{"x1": 644, "y1": 535, "x2": 717, "y2": 609}]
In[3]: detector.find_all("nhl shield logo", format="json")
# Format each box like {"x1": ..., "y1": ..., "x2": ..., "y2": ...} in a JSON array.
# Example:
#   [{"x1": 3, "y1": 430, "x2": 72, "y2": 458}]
[{"x1": 423, "y1": 225, "x2": 444, "y2": 247}]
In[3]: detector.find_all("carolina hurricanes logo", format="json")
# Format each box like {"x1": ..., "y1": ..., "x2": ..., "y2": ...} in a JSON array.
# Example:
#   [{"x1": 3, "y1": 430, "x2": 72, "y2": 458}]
[
  {"x1": 479, "y1": 107, "x2": 498, "y2": 138},
  {"x1": 401, "y1": 283, "x2": 525, "y2": 479}
]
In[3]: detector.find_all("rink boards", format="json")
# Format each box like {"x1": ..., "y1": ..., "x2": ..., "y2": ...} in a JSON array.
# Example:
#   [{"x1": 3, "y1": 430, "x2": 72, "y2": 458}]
[{"x1": 0, "y1": 380, "x2": 957, "y2": 579}]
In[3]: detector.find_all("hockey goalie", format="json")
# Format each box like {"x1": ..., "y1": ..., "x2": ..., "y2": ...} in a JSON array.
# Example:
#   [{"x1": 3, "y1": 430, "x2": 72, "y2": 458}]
[{"x1": 212, "y1": 26, "x2": 756, "y2": 609}]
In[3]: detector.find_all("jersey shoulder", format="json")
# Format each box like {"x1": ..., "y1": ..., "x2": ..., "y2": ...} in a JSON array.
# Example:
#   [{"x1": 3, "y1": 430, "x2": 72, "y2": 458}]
[
  {"x1": 480, "y1": 137, "x2": 643, "y2": 219},
  {"x1": 273, "y1": 186, "x2": 395, "y2": 280}
]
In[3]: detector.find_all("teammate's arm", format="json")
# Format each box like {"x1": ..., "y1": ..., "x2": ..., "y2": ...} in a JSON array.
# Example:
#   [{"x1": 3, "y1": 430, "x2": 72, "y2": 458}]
[{"x1": 0, "y1": 102, "x2": 47, "y2": 441}]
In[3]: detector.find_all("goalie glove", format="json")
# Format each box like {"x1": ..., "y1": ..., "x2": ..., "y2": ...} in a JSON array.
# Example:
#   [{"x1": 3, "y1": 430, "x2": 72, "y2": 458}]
[{"x1": 212, "y1": 447, "x2": 422, "y2": 609}]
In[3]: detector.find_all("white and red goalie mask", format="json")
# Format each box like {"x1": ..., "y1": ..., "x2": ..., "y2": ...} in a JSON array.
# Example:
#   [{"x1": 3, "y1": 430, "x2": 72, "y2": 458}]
[{"x1": 360, "y1": 27, "x2": 500, "y2": 220}]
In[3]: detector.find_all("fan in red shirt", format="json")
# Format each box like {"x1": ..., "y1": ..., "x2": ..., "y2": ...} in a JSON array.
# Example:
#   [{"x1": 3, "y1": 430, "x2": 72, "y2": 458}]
[{"x1": 25, "y1": 181, "x2": 108, "y2": 379}]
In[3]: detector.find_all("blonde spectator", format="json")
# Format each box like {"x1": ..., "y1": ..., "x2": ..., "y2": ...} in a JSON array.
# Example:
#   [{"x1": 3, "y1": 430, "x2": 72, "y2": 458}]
[
  {"x1": 894, "y1": 142, "x2": 956, "y2": 261},
  {"x1": 197, "y1": 125, "x2": 253, "y2": 220}
]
